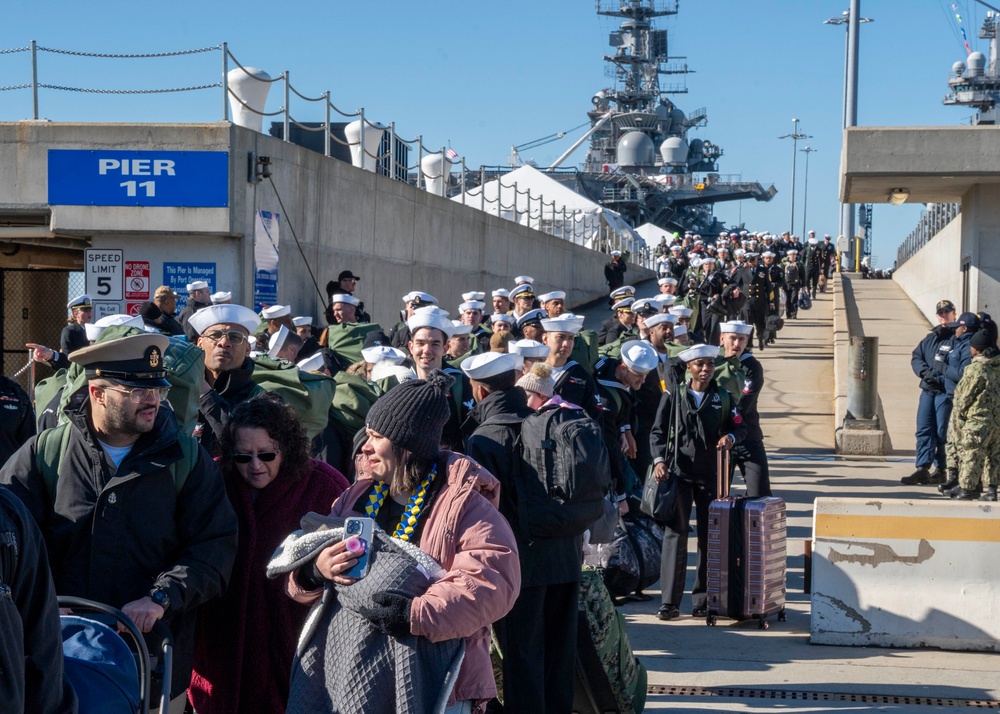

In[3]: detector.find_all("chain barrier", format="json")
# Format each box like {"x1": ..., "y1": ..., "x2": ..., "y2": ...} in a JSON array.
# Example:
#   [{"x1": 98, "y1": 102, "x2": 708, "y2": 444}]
[
  {"x1": 37, "y1": 45, "x2": 220, "y2": 59},
  {"x1": 0, "y1": 84, "x2": 31, "y2": 91},
  {"x1": 9, "y1": 353, "x2": 33, "y2": 380},
  {"x1": 0, "y1": 46, "x2": 30, "y2": 55},
  {"x1": 40, "y1": 82, "x2": 221, "y2": 94}
]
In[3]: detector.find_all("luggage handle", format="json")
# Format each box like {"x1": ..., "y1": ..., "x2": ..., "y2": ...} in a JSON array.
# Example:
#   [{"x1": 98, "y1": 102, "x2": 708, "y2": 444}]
[{"x1": 717, "y1": 448, "x2": 730, "y2": 499}]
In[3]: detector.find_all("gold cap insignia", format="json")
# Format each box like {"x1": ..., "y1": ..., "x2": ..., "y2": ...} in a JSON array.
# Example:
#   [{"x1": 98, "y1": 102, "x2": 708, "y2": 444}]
[{"x1": 149, "y1": 347, "x2": 160, "y2": 368}]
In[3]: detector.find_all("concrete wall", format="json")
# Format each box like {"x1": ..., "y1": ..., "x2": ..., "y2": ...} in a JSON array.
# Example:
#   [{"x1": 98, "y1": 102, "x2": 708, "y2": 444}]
[
  {"x1": 893, "y1": 215, "x2": 963, "y2": 322},
  {"x1": 0, "y1": 121, "x2": 651, "y2": 328}
]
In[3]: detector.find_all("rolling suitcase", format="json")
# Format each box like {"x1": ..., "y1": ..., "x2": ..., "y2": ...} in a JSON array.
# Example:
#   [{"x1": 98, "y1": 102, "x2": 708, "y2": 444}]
[{"x1": 706, "y1": 450, "x2": 787, "y2": 628}]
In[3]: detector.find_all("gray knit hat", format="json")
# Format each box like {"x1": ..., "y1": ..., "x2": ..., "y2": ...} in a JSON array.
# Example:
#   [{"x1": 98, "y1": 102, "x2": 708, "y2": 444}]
[
  {"x1": 516, "y1": 362, "x2": 555, "y2": 399},
  {"x1": 365, "y1": 369, "x2": 454, "y2": 459}
]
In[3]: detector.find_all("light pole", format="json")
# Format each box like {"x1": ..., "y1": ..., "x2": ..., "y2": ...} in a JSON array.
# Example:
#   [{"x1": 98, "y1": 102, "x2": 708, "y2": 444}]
[
  {"x1": 825, "y1": 3, "x2": 872, "y2": 267},
  {"x1": 778, "y1": 118, "x2": 812, "y2": 236},
  {"x1": 800, "y1": 145, "x2": 817, "y2": 237}
]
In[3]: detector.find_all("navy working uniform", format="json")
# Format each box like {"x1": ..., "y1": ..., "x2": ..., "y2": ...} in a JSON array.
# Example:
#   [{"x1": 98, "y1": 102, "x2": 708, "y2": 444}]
[{"x1": 906, "y1": 308, "x2": 956, "y2": 483}]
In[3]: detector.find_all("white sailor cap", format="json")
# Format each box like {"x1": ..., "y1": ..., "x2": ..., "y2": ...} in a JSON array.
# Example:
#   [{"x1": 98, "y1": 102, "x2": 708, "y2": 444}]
[
  {"x1": 658, "y1": 277, "x2": 678, "y2": 286},
  {"x1": 808, "y1": 237, "x2": 819, "y2": 245},
  {"x1": 261, "y1": 304, "x2": 291, "y2": 319},
  {"x1": 734, "y1": 248, "x2": 746, "y2": 257},
  {"x1": 407, "y1": 307, "x2": 455, "y2": 339},
  {"x1": 670, "y1": 244, "x2": 683, "y2": 252},
  {"x1": 720, "y1": 320, "x2": 754, "y2": 335},
  {"x1": 450, "y1": 320, "x2": 473, "y2": 336},
  {"x1": 462, "y1": 351, "x2": 520, "y2": 381},
  {"x1": 402, "y1": 291, "x2": 438, "y2": 306},
  {"x1": 210, "y1": 291, "x2": 232, "y2": 304},
  {"x1": 538, "y1": 291, "x2": 566, "y2": 303},
  {"x1": 653, "y1": 294, "x2": 677, "y2": 307},
  {"x1": 610, "y1": 250, "x2": 622, "y2": 257},
  {"x1": 514, "y1": 275, "x2": 535, "y2": 285},
  {"x1": 673, "y1": 324, "x2": 688, "y2": 337},
  {"x1": 85, "y1": 314, "x2": 145, "y2": 342},
  {"x1": 509, "y1": 284, "x2": 535, "y2": 301},
  {"x1": 620, "y1": 341, "x2": 660, "y2": 374},
  {"x1": 297, "y1": 352, "x2": 326, "y2": 373},
  {"x1": 361, "y1": 345, "x2": 407, "y2": 365},
  {"x1": 669, "y1": 306, "x2": 693, "y2": 318},
  {"x1": 719, "y1": 231, "x2": 729, "y2": 237},
  {"x1": 292, "y1": 316, "x2": 313, "y2": 327},
  {"x1": 540, "y1": 313, "x2": 584, "y2": 333},
  {"x1": 462, "y1": 291, "x2": 486, "y2": 301},
  {"x1": 267, "y1": 325, "x2": 290, "y2": 358},
  {"x1": 248, "y1": 336, "x2": 257, "y2": 350},
  {"x1": 644, "y1": 313, "x2": 677, "y2": 329},
  {"x1": 189, "y1": 304, "x2": 261, "y2": 335},
  {"x1": 612, "y1": 297, "x2": 635, "y2": 312},
  {"x1": 824, "y1": 234, "x2": 832, "y2": 239},
  {"x1": 330, "y1": 293, "x2": 360, "y2": 306},
  {"x1": 516, "y1": 308, "x2": 547, "y2": 328},
  {"x1": 717, "y1": 245, "x2": 730, "y2": 253},
  {"x1": 808, "y1": 230, "x2": 816, "y2": 235},
  {"x1": 701, "y1": 256, "x2": 717, "y2": 264},
  {"x1": 371, "y1": 362, "x2": 417, "y2": 384},
  {"x1": 761, "y1": 251, "x2": 775, "y2": 258},
  {"x1": 744, "y1": 252, "x2": 759, "y2": 259},
  {"x1": 491, "y1": 312, "x2": 516, "y2": 325},
  {"x1": 786, "y1": 249, "x2": 799, "y2": 255},
  {"x1": 458, "y1": 300, "x2": 486, "y2": 313},
  {"x1": 68, "y1": 294, "x2": 92, "y2": 310},
  {"x1": 491, "y1": 289, "x2": 510, "y2": 299},
  {"x1": 689, "y1": 257, "x2": 703, "y2": 268},
  {"x1": 609, "y1": 286, "x2": 635, "y2": 300},
  {"x1": 508, "y1": 339, "x2": 550, "y2": 359},
  {"x1": 678, "y1": 344, "x2": 718, "y2": 362},
  {"x1": 186, "y1": 280, "x2": 209, "y2": 292}
]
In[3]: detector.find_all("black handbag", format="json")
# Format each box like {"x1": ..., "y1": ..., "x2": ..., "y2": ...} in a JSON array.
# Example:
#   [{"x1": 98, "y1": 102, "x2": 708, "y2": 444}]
[{"x1": 640, "y1": 467, "x2": 676, "y2": 522}]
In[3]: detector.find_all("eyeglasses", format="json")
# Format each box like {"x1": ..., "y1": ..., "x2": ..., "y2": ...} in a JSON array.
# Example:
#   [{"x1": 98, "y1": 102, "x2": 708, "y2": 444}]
[
  {"x1": 102, "y1": 385, "x2": 169, "y2": 403},
  {"x1": 232, "y1": 452, "x2": 278, "y2": 464},
  {"x1": 202, "y1": 330, "x2": 248, "y2": 345}
]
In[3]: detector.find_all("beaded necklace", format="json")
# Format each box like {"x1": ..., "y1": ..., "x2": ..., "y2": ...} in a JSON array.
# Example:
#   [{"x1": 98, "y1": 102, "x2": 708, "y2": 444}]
[{"x1": 364, "y1": 463, "x2": 438, "y2": 542}]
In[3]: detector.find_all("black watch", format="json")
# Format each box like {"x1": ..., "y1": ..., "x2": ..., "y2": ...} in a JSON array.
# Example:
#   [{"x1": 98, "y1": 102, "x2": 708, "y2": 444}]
[{"x1": 149, "y1": 587, "x2": 171, "y2": 614}]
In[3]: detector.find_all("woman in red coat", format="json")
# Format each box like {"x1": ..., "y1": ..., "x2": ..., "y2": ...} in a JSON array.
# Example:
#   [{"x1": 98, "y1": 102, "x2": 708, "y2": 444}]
[{"x1": 188, "y1": 395, "x2": 348, "y2": 714}]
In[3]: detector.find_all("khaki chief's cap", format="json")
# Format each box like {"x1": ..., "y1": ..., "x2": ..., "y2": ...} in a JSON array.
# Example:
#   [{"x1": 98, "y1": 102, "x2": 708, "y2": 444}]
[
  {"x1": 70, "y1": 333, "x2": 171, "y2": 388},
  {"x1": 154, "y1": 285, "x2": 178, "y2": 299}
]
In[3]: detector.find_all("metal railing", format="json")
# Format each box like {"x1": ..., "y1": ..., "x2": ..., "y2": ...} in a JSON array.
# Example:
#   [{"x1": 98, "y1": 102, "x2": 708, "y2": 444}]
[
  {"x1": 896, "y1": 202, "x2": 960, "y2": 267},
  {"x1": 1, "y1": 40, "x2": 650, "y2": 269}
]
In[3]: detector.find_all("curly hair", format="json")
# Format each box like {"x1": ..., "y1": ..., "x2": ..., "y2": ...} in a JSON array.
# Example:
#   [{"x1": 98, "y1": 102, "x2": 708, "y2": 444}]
[{"x1": 218, "y1": 394, "x2": 310, "y2": 481}]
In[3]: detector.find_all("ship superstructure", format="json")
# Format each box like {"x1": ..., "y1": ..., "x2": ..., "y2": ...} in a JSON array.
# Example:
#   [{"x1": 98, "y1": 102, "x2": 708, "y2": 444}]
[{"x1": 944, "y1": 11, "x2": 1000, "y2": 123}]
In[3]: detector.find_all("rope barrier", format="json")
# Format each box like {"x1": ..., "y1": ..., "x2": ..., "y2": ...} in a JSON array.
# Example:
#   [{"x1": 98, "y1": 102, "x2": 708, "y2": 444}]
[
  {"x1": 40, "y1": 82, "x2": 221, "y2": 94},
  {"x1": 225, "y1": 49, "x2": 283, "y2": 82},
  {"x1": 327, "y1": 100, "x2": 360, "y2": 119},
  {"x1": 288, "y1": 117, "x2": 327, "y2": 132},
  {"x1": 226, "y1": 87, "x2": 285, "y2": 116},
  {"x1": 37, "y1": 45, "x2": 220, "y2": 59},
  {"x1": 288, "y1": 83, "x2": 325, "y2": 102}
]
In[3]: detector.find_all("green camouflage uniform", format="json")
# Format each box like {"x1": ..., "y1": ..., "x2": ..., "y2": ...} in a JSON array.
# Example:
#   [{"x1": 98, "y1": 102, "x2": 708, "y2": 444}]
[{"x1": 947, "y1": 354, "x2": 1000, "y2": 489}]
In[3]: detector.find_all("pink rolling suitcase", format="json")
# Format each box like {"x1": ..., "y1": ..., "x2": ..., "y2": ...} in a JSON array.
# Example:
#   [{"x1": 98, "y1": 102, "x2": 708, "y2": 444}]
[{"x1": 706, "y1": 450, "x2": 787, "y2": 628}]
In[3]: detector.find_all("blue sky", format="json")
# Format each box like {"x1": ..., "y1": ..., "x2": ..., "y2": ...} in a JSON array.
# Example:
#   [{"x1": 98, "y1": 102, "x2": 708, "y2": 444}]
[{"x1": 3, "y1": 0, "x2": 983, "y2": 267}]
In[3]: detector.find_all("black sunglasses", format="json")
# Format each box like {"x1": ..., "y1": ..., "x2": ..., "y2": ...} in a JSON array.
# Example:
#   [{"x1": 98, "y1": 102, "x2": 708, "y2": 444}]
[{"x1": 232, "y1": 452, "x2": 278, "y2": 464}]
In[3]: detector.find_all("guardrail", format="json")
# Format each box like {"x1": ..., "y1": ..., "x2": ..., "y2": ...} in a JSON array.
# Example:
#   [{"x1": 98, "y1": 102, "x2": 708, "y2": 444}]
[
  {"x1": 896, "y1": 202, "x2": 960, "y2": 268},
  {"x1": 0, "y1": 41, "x2": 651, "y2": 269}
]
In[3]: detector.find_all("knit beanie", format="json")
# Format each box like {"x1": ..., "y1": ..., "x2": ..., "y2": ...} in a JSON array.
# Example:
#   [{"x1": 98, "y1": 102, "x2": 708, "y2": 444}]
[
  {"x1": 516, "y1": 362, "x2": 555, "y2": 398},
  {"x1": 365, "y1": 369, "x2": 454, "y2": 459},
  {"x1": 970, "y1": 329, "x2": 996, "y2": 352}
]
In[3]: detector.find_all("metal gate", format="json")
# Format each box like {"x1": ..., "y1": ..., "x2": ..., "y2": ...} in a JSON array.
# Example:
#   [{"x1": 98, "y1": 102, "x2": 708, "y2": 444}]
[{"x1": 0, "y1": 268, "x2": 74, "y2": 393}]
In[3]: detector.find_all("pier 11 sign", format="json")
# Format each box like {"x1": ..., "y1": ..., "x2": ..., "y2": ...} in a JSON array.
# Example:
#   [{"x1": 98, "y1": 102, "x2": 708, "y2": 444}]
[{"x1": 48, "y1": 150, "x2": 228, "y2": 207}]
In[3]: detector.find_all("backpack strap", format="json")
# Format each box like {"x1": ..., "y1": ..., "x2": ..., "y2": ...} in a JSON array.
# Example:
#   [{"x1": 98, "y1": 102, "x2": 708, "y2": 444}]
[
  {"x1": 170, "y1": 434, "x2": 199, "y2": 494},
  {"x1": 35, "y1": 423, "x2": 72, "y2": 504}
]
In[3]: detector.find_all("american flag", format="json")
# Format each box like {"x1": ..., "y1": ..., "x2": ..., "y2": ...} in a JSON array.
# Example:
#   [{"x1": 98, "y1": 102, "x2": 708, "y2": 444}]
[{"x1": 446, "y1": 147, "x2": 459, "y2": 160}]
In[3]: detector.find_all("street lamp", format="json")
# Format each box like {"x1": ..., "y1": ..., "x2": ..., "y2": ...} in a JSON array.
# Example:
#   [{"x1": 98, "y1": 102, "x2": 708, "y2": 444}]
[
  {"x1": 825, "y1": 2, "x2": 872, "y2": 265},
  {"x1": 779, "y1": 118, "x2": 812, "y2": 236},
  {"x1": 800, "y1": 145, "x2": 818, "y2": 237}
]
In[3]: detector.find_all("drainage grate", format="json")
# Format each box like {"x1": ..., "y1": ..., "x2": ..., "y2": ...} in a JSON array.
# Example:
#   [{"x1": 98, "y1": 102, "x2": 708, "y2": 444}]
[{"x1": 646, "y1": 685, "x2": 1000, "y2": 709}]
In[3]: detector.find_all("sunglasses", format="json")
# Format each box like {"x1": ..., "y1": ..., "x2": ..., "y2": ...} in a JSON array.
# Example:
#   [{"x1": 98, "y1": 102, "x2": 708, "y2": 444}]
[
  {"x1": 232, "y1": 452, "x2": 278, "y2": 464},
  {"x1": 202, "y1": 330, "x2": 248, "y2": 345}
]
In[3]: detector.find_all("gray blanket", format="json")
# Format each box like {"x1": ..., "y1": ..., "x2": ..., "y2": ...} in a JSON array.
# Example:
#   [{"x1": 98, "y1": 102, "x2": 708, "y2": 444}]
[{"x1": 267, "y1": 524, "x2": 465, "y2": 714}]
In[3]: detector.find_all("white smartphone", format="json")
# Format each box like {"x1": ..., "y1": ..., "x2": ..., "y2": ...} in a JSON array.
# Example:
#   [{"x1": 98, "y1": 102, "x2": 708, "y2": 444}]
[{"x1": 343, "y1": 517, "x2": 376, "y2": 579}]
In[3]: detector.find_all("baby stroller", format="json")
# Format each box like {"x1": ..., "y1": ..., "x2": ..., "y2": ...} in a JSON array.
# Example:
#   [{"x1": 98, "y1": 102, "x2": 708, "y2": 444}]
[{"x1": 58, "y1": 596, "x2": 173, "y2": 714}]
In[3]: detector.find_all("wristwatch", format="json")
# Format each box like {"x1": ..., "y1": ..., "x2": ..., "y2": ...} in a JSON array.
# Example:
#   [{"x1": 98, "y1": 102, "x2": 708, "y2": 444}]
[{"x1": 149, "y1": 587, "x2": 171, "y2": 614}]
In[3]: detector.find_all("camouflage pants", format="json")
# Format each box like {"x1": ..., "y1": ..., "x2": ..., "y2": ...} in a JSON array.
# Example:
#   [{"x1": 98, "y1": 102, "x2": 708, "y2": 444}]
[{"x1": 948, "y1": 412, "x2": 1000, "y2": 489}]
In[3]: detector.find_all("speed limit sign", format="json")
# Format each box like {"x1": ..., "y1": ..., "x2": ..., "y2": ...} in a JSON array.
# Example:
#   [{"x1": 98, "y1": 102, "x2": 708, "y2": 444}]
[{"x1": 84, "y1": 249, "x2": 124, "y2": 302}]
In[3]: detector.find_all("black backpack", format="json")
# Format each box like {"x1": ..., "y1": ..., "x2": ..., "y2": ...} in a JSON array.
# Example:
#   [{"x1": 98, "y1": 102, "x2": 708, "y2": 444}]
[{"x1": 515, "y1": 403, "x2": 611, "y2": 540}]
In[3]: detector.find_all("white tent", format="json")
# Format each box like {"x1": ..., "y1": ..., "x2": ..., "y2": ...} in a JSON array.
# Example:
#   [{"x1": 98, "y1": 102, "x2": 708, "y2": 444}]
[
  {"x1": 451, "y1": 165, "x2": 647, "y2": 257},
  {"x1": 636, "y1": 222, "x2": 677, "y2": 247}
]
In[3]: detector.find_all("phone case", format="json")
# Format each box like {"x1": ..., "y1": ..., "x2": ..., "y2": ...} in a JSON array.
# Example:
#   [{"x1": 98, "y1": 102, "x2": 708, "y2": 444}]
[{"x1": 343, "y1": 517, "x2": 375, "y2": 579}]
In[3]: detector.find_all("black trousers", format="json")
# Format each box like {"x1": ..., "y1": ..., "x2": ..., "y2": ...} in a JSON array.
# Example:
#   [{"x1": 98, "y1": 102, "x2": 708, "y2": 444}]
[
  {"x1": 730, "y1": 439, "x2": 772, "y2": 496},
  {"x1": 783, "y1": 285, "x2": 799, "y2": 319},
  {"x1": 659, "y1": 478, "x2": 714, "y2": 609},
  {"x1": 495, "y1": 581, "x2": 578, "y2": 714}
]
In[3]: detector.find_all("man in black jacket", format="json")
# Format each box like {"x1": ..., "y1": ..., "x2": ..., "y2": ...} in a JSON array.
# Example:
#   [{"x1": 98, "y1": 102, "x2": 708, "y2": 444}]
[
  {"x1": 605, "y1": 250, "x2": 628, "y2": 292},
  {"x1": 177, "y1": 280, "x2": 212, "y2": 342},
  {"x1": 0, "y1": 333, "x2": 238, "y2": 709},
  {"x1": 904, "y1": 299, "x2": 957, "y2": 485},
  {"x1": 0, "y1": 375, "x2": 35, "y2": 466},
  {"x1": 462, "y1": 352, "x2": 577, "y2": 714}
]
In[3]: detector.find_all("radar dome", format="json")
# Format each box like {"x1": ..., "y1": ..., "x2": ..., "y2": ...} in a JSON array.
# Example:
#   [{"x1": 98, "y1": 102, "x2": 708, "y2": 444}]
[
  {"x1": 654, "y1": 104, "x2": 673, "y2": 132},
  {"x1": 617, "y1": 132, "x2": 655, "y2": 166},
  {"x1": 670, "y1": 107, "x2": 686, "y2": 129},
  {"x1": 952, "y1": 61, "x2": 966, "y2": 77},
  {"x1": 688, "y1": 138, "x2": 704, "y2": 157},
  {"x1": 967, "y1": 51, "x2": 986, "y2": 77},
  {"x1": 660, "y1": 137, "x2": 688, "y2": 165}
]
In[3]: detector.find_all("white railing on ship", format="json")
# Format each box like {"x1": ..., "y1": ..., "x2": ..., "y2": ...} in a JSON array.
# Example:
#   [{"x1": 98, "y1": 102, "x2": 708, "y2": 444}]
[
  {"x1": 0, "y1": 40, "x2": 651, "y2": 270},
  {"x1": 896, "y1": 203, "x2": 961, "y2": 268}
]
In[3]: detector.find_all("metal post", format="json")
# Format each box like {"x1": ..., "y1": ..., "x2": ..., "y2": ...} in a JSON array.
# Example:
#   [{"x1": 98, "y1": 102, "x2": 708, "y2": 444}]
[
  {"x1": 480, "y1": 166, "x2": 485, "y2": 211},
  {"x1": 389, "y1": 122, "x2": 397, "y2": 180},
  {"x1": 27, "y1": 348, "x2": 35, "y2": 403},
  {"x1": 461, "y1": 158, "x2": 467, "y2": 205},
  {"x1": 846, "y1": 336, "x2": 878, "y2": 424},
  {"x1": 800, "y1": 146, "x2": 817, "y2": 237},
  {"x1": 323, "y1": 92, "x2": 331, "y2": 157},
  {"x1": 789, "y1": 119, "x2": 798, "y2": 234},
  {"x1": 282, "y1": 71, "x2": 290, "y2": 142},
  {"x1": 844, "y1": 0, "x2": 862, "y2": 268},
  {"x1": 417, "y1": 135, "x2": 423, "y2": 189},
  {"x1": 440, "y1": 146, "x2": 447, "y2": 198},
  {"x1": 221, "y1": 42, "x2": 229, "y2": 121},
  {"x1": 30, "y1": 40, "x2": 38, "y2": 120},
  {"x1": 360, "y1": 109, "x2": 366, "y2": 171}
]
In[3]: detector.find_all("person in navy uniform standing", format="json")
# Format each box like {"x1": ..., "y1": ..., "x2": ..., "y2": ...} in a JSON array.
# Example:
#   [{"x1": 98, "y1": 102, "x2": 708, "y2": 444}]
[{"x1": 60, "y1": 294, "x2": 92, "y2": 356}]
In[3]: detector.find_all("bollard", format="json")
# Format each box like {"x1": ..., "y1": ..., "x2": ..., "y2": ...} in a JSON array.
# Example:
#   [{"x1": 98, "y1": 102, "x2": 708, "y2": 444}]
[{"x1": 846, "y1": 335, "x2": 878, "y2": 425}]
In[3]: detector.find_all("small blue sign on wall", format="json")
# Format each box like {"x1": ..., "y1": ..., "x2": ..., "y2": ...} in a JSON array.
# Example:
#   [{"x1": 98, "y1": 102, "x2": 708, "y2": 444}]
[
  {"x1": 163, "y1": 262, "x2": 216, "y2": 310},
  {"x1": 48, "y1": 150, "x2": 229, "y2": 207}
]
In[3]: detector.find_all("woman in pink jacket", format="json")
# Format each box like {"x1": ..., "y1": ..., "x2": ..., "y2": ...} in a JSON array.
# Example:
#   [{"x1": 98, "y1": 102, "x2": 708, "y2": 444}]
[{"x1": 287, "y1": 371, "x2": 520, "y2": 713}]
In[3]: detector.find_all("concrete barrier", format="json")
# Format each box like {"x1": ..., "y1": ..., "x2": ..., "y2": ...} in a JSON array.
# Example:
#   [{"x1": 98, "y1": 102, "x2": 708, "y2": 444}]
[{"x1": 811, "y1": 497, "x2": 1000, "y2": 652}]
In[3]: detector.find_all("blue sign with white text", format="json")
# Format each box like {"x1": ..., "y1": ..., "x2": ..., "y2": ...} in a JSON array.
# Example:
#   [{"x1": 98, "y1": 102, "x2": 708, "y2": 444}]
[
  {"x1": 48, "y1": 150, "x2": 229, "y2": 207},
  {"x1": 163, "y1": 263, "x2": 216, "y2": 310}
]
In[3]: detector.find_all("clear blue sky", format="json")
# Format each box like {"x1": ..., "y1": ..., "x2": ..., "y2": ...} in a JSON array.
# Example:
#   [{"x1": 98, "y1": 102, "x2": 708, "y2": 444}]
[{"x1": 3, "y1": 0, "x2": 984, "y2": 267}]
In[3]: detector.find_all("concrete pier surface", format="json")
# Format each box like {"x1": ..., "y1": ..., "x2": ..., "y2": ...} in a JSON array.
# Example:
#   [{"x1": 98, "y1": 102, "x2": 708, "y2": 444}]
[{"x1": 581, "y1": 277, "x2": 999, "y2": 713}]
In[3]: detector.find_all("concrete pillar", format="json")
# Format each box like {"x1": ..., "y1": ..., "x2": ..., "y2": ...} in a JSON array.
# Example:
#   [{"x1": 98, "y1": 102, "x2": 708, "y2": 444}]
[{"x1": 960, "y1": 184, "x2": 1000, "y2": 314}]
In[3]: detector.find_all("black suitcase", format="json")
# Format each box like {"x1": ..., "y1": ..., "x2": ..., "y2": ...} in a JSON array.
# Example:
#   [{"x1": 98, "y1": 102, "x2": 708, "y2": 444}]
[{"x1": 706, "y1": 450, "x2": 787, "y2": 628}]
